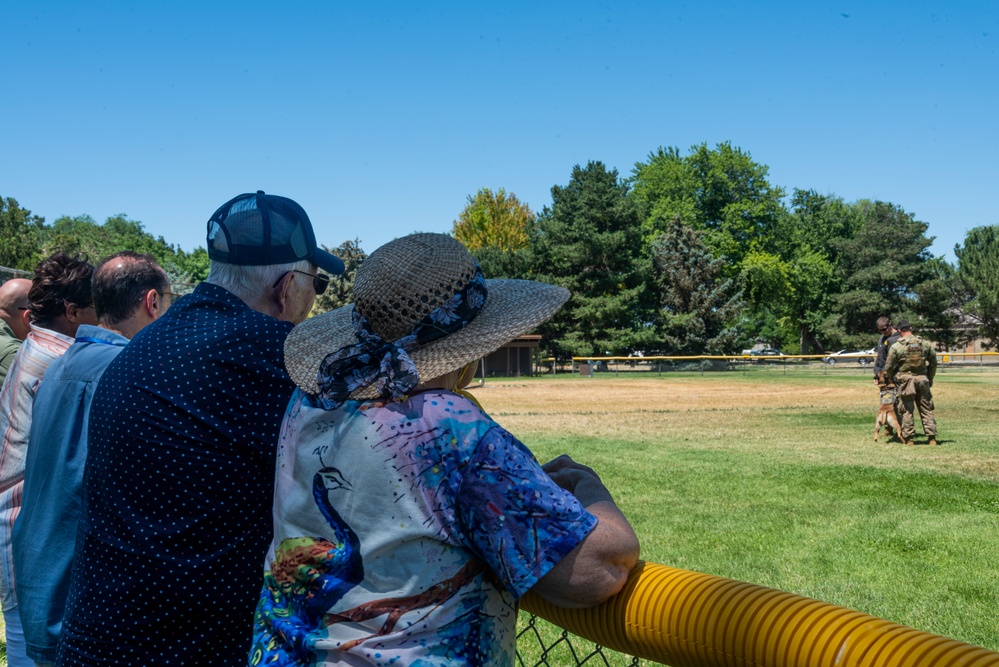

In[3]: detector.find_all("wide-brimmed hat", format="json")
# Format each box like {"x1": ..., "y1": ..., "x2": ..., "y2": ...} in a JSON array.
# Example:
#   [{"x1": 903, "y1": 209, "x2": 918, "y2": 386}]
[{"x1": 285, "y1": 233, "x2": 569, "y2": 400}]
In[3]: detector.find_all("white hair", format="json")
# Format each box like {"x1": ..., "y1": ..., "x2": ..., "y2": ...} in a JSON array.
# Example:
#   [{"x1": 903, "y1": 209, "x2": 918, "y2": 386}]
[{"x1": 205, "y1": 258, "x2": 313, "y2": 303}]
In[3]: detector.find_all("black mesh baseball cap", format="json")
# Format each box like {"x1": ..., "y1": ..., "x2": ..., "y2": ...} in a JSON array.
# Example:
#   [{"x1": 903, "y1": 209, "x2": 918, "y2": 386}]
[{"x1": 206, "y1": 191, "x2": 344, "y2": 275}]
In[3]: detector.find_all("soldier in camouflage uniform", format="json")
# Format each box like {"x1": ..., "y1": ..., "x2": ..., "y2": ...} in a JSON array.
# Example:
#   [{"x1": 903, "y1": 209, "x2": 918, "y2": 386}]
[{"x1": 884, "y1": 321, "x2": 938, "y2": 446}]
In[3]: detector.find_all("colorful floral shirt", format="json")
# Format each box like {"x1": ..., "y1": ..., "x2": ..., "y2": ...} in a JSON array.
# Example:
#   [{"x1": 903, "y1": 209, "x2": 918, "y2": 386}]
[{"x1": 251, "y1": 389, "x2": 597, "y2": 667}]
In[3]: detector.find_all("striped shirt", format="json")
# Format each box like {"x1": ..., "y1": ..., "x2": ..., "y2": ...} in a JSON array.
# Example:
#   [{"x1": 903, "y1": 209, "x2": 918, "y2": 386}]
[{"x1": 0, "y1": 325, "x2": 74, "y2": 610}]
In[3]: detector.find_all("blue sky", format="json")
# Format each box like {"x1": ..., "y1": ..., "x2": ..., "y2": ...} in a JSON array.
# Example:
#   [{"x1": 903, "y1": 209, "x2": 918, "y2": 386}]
[{"x1": 3, "y1": 2, "x2": 996, "y2": 262}]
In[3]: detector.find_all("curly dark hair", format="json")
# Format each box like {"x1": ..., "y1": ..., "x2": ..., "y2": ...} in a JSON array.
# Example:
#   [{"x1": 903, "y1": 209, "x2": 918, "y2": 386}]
[
  {"x1": 28, "y1": 252, "x2": 96, "y2": 327},
  {"x1": 93, "y1": 251, "x2": 169, "y2": 325}
]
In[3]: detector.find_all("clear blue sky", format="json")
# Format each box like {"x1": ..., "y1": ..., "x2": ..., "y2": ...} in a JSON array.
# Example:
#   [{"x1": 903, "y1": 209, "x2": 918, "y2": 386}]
[{"x1": 3, "y1": 2, "x2": 996, "y2": 262}]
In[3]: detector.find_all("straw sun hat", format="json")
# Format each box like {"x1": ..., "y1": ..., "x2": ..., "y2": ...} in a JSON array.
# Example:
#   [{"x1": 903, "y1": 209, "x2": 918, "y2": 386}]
[{"x1": 284, "y1": 233, "x2": 570, "y2": 400}]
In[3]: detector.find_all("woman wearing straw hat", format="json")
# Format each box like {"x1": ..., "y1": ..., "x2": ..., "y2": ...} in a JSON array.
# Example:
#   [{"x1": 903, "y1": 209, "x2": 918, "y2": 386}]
[{"x1": 250, "y1": 233, "x2": 639, "y2": 666}]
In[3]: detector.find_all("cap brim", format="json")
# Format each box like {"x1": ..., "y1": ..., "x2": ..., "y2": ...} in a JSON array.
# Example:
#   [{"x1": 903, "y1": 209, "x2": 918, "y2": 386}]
[
  {"x1": 285, "y1": 279, "x2": 569, "y2": 397},
  {"x1": 312, "y1": 247, "x2": 345, "y2": 275}
]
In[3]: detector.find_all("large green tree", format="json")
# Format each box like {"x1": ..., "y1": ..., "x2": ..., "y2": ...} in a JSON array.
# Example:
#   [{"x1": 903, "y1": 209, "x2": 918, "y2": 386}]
[
  {"x1": 0, "y1": 196, "x2": 44, "y2": 270},
  {"x1": 955, "y1": 224, "x2": 999, "y2": 348},
  {"x1": 739, "y1": 191, "x2": 862, "y2": 353},
  {"x1": 630, "y1": 142, "x2": 786, "y2": 268},
  {"x1": 650, "y1": 214, "x2": 742, "y2": 355},
  {"x1": 530, "y1": 162, "x2": 650, "y2": 358},
  {"x1": 825, "y1": 201, "x2": 951, "y2": 349}
]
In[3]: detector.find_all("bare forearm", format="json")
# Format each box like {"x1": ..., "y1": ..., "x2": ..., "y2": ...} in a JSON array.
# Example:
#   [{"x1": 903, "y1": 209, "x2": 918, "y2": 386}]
[{"x1": 530, "y1": 456, "x2": 640, "y2": 608}]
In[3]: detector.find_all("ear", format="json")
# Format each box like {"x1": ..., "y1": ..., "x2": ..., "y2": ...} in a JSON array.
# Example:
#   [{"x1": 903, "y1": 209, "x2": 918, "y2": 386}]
[
  {"x1": 272, "y1": 272, "x2": 295, "y2": 317},
  {"x1": 143, "y1": 289, "x2": 162, "y2": 319},
  {"x1": 21, "y1": 309, "x2": 31, "y2": 332},
  {"x1": 65, "y1": 302, "x2": 83, "y2": 323}
]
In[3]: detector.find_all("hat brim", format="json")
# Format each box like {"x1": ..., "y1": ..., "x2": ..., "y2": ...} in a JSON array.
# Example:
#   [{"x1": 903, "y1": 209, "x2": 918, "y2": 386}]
[
  {"x1": 312, "y1": 247, "x2": 345, "y2": 275},
  {"x1": 285, "y1": 279, "x2": 570, "y2": 397}
]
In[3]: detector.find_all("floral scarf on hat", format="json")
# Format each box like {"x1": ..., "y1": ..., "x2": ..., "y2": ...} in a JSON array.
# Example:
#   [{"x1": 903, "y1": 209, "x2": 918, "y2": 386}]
[{"x1": 315, "y1": 269, "x2": 487, "y2": 410}]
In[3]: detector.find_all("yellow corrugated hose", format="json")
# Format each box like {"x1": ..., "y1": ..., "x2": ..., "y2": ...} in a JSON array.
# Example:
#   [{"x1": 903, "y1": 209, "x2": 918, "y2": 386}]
[{"x1": 520, "y1": 561, "x2": 999, "y2": 666}]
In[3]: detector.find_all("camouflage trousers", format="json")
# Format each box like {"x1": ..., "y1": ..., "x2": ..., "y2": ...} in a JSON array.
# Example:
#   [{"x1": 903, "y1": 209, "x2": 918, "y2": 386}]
[{"x1": 896, "y1": 374, "x2": 936, "y2": 440}]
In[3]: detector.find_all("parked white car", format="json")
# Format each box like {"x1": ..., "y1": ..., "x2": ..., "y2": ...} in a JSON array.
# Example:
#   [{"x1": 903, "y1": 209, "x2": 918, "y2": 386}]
[{"x1": 823, "y1": 348, "x2": 876, "y2": 366}]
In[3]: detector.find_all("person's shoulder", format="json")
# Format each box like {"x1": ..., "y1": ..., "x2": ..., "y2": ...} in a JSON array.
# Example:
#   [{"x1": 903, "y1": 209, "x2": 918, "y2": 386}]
[
  {"x1": 412, "y1": 390, "x2": 489, "y2": 418},
  {"x1": 0, "y1": 335, "x2": 19, "y2": 361}
]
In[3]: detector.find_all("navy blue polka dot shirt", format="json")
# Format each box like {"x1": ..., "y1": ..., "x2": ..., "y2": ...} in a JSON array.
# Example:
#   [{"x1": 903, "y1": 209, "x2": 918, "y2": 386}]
[{"x1": 58, "y1": 282, "x2": 296, "y2": 667}]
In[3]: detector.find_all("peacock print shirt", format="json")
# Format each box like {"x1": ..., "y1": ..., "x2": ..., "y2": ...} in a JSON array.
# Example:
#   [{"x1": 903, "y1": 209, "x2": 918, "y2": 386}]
[{"x1": 252, "y1": 389, "x2": 597, "y2": 667}]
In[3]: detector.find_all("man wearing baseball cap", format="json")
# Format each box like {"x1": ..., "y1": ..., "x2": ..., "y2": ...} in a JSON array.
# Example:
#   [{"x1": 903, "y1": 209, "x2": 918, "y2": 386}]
[{"x1": 58, "y1": 192, "x2": 344, "y2": 666}]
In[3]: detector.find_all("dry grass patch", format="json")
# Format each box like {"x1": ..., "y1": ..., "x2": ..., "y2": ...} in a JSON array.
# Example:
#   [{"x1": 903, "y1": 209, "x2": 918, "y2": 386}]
[{"x1": 469, "y1": 373, "x2": 999, "y2": 482}]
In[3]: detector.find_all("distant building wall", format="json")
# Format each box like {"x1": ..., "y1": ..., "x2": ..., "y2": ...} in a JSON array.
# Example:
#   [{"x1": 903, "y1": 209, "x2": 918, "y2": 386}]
[{"x1": 476, "y1": 335, "x2": 542, "y2": 377}]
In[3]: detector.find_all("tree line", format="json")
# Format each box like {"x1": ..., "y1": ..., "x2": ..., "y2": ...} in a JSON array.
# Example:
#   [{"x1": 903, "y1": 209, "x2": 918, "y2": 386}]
[
  {"x1": 3, "y1": 142, "x2": 997, "y2": 356},
  {"x1": 451, "y1": 144, "x2": 999, "y2": 357}
]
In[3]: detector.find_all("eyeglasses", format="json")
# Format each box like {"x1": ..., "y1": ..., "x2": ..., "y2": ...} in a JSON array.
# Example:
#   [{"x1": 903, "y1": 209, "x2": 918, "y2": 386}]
[{"x1": 272, "y1": 270, "x2": 330, "y2": 295}]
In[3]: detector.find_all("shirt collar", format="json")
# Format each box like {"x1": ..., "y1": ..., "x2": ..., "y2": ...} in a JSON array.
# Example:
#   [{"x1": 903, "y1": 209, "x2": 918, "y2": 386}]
[
  {"x1": 74, "y1": 323, "x2": 130, "y2": 347},
  {"x1": 193, "y1": 281, "x2": 255, "y2": 312},
  {"x1": 28, "y1": 324, "x2": 76, "y2": 347}
]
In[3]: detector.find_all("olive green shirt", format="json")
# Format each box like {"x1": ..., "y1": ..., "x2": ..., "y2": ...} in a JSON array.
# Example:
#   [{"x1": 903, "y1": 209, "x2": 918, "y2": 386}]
[
  {"x1": 885, "y1": 333, "x2": 937, "y2": 381},
  {"x1": 0, "y1": 321, "x2": 23, "y2": 387}
]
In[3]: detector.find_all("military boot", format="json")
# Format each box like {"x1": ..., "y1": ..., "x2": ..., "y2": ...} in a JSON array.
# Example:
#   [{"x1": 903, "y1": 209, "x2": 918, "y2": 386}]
[{"x1": 928, "y1": 437, "x2": 938, "y2": 446}]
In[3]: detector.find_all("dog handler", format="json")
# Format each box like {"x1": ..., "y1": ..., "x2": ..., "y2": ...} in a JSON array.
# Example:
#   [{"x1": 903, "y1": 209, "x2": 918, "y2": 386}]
[
  {"x1": 884, "y1": 320, "x2": 938, "y2": 446},
  {"x1": 251, "y1": 233, "x2": 639, "y2": 666}
]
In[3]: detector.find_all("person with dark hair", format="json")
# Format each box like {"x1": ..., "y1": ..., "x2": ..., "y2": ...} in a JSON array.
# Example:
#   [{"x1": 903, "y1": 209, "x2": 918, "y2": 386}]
[
  {"x1": 0, "y1": 278, "x2": 32, "y2": 386},
  {"x1": 0, "y1": 253, "x2": 95, "y2": 667},
  {"x1": 884, "y1": 321, "x2": 938, "y2": 446},
  {"x1": 13, "y1": 251, "x2": 170, "y2": 666},
  {"x1": 871, "y1": 316, "x2": 902, "y2": 439},
  {"x1": 872, "y1": 316, "x2": 900, "y2": 380},
  {"x1": 59, "y1": 192, "x2": 345, "y2": 667}
]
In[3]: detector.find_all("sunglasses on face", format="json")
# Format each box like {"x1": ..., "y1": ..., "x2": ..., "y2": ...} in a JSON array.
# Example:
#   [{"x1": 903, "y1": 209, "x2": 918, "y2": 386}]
[{"x1": 272, "y1": 270, "x2": 330, "y2": 295}]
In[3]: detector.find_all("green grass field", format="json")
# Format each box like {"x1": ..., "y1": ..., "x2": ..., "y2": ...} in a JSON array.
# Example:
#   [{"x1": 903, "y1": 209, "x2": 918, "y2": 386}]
[
  {"x1": 491, "y1": 368, "x2": 999, "y2": 659},
  {"x1": 2, "y1": 368, "x2": 996, "y2": 664}
]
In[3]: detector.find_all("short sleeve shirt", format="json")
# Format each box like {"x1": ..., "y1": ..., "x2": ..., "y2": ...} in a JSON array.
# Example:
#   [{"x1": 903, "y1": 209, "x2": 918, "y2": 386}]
[
  {"x1": 250, "y1": 390, "x2": 597, "y2": 667},
  {"x1": 58, "y1": 282, "x2": 297, "y2": 667}
]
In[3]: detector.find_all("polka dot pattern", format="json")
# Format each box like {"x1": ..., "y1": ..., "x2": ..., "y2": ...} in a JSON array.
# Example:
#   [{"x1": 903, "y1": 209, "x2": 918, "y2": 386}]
[{"x1": 58, "y1": 282, "x2": 296, "y2": 667}]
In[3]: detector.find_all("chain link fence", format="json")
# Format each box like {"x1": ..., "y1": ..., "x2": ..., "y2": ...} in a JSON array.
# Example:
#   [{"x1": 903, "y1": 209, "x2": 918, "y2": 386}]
[
  {"x1": 0, "y1": 265, "x2": 32, "y2": 284},
  {"x1": 517, "y1": 613, "x2": 646, "y2": 666}
]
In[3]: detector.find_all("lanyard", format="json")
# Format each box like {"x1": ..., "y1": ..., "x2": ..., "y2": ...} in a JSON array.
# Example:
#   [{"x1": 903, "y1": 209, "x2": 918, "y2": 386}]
[{"x1": 75, "y1": 336, "x2": 118, "y2": 346}]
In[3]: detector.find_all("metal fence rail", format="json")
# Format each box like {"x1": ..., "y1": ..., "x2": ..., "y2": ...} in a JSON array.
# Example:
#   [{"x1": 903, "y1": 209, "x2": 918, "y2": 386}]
[{"x1": 546, "y1": 352, "x2": 999, "y2": 377}]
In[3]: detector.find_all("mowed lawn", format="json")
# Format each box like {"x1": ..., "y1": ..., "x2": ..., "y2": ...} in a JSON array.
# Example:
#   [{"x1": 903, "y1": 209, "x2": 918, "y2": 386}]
[
  {"x1": 478, "y1": 368, "x2": 999, "y2": 654},
  {"x1": 2, "y1": 369, "x2": 996, "y2": 663}
]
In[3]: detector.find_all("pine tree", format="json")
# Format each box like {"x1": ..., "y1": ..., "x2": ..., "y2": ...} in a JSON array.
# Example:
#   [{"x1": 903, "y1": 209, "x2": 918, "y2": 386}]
[
  {"x1": 530, "y1": 162, "x2": 650, "y2": 358},
  {"x1": 827, "y1": 201, "x2": 952, "y2": 348},
  {"x1": 650, "y1": 214, "x2": 742, "y2": 355}
]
